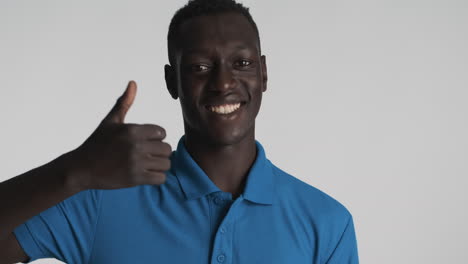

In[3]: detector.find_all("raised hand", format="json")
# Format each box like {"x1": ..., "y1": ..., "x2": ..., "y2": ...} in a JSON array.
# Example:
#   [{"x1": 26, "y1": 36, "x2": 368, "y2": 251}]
[{"x1": 66, "y1": 81, "x2": 171, "y2": 190}]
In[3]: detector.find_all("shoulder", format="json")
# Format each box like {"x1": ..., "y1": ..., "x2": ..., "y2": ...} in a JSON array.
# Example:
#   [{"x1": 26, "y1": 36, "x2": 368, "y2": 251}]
[
  {"x1": 97, "y1": 172, "x2": 180, "y2": 205},
  {"x1": 269, "y1": 163, "x2": 358, "y2": 261},
  {"x1": 271, "y1": 162, "x2": 352, "y2": 223}
]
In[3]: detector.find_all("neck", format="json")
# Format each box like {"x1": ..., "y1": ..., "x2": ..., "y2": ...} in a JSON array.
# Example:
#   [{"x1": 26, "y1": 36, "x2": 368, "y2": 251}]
[{"x1": 184, "y1": 131, "x2": 257, "y2": 199}]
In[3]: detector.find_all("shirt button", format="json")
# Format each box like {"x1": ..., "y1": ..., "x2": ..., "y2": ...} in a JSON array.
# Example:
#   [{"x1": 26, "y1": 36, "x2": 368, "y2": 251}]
[
  {"x1": 214, "y1": 197, "x2": 223, "y2": 205},
  {"x1": 220, "y1": 227, "x2": 226, "y2": 233},
  {"x1": 217, "y1": 254, "x2": 226, "y2": 263}
]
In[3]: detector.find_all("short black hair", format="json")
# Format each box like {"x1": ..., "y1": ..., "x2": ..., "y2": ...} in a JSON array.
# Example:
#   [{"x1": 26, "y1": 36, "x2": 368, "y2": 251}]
[{"x1": 167, "y1": 0, "x2": 261, "y2": 66}]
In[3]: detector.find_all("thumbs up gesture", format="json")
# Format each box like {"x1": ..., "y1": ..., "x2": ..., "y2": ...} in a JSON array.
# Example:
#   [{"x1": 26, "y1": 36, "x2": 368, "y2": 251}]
[{"x1": 65, "y1": 81, "x2": 171, "y2": 190}]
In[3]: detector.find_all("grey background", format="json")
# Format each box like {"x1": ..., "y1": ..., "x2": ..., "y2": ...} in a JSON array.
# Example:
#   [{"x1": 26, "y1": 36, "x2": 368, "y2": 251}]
[{"x1": 1, "y1": 0, "x2": 467, "y2": 263}]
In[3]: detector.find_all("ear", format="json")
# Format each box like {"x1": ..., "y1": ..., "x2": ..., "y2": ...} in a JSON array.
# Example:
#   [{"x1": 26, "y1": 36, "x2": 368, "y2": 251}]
[
  {"x1": 260, "y1": 55, "x2": 268, "y2": 92},
  {"x1": 165, "y1": 64, "x2": 178, "y2": 99}
]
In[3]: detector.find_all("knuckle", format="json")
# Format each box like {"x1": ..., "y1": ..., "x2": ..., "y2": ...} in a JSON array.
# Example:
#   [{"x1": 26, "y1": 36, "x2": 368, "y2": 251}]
[
  {"x1": 143, "y1": 171, "x2": 166, "y2": 185},
  {"x1": 154, "y1": 172, "x2": 166, "y2": 185},
  {"x1": 155, "y1": 126, "x2": 166, "y2": 138},
  {"x1": 124, "y1": 124, "x2": 138, "y2": 138},
  {"x1": 162, "y1": 159, "x2": 171, "y2": 171},
  {"x1": 163, "y1": 143, "x2": 172, "y2": 156},
  {"x1": 144, "y1": 124, "x2": 165, "y2": 138}
]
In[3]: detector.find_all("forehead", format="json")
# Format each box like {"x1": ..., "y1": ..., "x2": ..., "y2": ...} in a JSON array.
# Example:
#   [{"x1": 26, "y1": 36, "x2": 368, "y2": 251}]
[{"x1": 176, "y1": 12, "x2": 259, "y2": 55}]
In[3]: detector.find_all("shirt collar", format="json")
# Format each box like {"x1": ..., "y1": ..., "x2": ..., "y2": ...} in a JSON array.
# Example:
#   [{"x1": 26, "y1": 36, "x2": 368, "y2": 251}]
[{"x1": 171, "y1": 136, "x2": 275, "y2": 205}]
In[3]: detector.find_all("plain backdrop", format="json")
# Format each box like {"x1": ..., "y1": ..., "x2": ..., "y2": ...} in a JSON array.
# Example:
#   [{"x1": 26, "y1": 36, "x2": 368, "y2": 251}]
[{"x1": 1, "y1": 0, "x2": 467, "y2": 263}]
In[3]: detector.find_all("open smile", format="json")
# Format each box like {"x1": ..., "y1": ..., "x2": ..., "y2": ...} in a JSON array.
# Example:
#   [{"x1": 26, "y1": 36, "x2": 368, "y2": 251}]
[{"x1": 205, "y1": 101, "x2": 247, "y2": 115}]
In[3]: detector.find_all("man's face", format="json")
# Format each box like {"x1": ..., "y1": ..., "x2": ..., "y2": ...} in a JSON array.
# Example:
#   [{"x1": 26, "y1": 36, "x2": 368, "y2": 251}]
[{"x1": 166, "y1": 12, "x2": 267, "y2": 146}]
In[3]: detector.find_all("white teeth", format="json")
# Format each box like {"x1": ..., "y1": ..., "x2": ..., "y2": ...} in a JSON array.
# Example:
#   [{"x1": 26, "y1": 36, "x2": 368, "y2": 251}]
[{"x1": 209, "y1": 103, "x2": 241, "y2": 114}]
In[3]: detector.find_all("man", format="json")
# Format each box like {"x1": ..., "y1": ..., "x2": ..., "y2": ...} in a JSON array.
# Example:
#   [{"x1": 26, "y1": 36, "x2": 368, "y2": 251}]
[{"x1": 0, "y1": 0, "x2": 359, "y2": 263}]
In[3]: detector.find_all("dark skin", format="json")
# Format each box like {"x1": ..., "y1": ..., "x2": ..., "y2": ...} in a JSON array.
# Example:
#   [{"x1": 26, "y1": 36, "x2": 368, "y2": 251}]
[
  {"x1": 165, "y1": 12, "x2": 268, "y2": 198},
  {"x1": 0, "y1": 12, "x2": 266, "y2": 262},
  {"x1": 0, "y1": 80, "x2": 172, "y2": 263}
]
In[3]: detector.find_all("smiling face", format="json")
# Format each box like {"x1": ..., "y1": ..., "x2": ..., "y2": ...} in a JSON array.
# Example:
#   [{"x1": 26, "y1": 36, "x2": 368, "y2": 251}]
[{"x1": 165, "y1": 12, "x2": 267, "y2": 146}]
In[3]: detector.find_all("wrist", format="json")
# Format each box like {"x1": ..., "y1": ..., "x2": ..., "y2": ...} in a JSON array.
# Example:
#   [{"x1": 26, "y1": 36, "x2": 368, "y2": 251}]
[{"x1": 53, "y1": 150, "x2": 91, "y2": 193}]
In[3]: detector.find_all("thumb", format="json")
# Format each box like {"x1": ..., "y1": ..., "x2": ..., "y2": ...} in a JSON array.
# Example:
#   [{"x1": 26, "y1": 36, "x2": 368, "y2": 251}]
[{"x1": 102, "y1": 80, "x2": 137, "y2": 124}]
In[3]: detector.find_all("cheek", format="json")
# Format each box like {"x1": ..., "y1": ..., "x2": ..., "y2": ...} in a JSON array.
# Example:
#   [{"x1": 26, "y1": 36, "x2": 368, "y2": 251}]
[
  {"x1": 180, "y1": 77, "x2": 202, "y2": 105},
  {"x1": 178, "y1": 86, "x2": 199, "y2": 122},
  {"x1": 246, "y1": 77, "x2": 263, "y2": 106},
  {"x1": 251, "y1": 91, "x2": 263, "y2": 118}
]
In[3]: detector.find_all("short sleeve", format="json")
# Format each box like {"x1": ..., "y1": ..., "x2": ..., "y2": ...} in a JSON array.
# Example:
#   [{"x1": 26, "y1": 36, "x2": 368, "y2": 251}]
[
  {"x1": 13, "y1": 189, "x2": 102, "y2": 263},
  {"x1": 325, "y1": 214, "x2": 359, "y2": 264}
]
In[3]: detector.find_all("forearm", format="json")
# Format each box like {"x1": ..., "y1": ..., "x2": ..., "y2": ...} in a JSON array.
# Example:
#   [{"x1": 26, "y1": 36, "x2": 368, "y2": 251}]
[{"x1": 0, "y1": 151, "x2": 84, "y2": 241}]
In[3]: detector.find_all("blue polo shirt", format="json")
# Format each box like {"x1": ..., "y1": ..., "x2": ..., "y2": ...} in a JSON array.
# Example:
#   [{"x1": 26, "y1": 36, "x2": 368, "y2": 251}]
[{"x1": 14, "y1": 137, "x2": 359, "y2": 263}]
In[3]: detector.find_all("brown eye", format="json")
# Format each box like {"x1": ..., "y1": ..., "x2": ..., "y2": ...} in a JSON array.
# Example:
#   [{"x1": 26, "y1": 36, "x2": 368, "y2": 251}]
[
  {"x1": 192, "y1": 64, "x2": 210, "y2": 72},
  {"x1": 235, "y1": 60, "x2": 252, "y2": 67}
]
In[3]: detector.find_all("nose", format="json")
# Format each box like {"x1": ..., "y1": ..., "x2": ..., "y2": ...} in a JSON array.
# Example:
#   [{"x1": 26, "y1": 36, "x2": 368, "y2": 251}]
[{"x1": 210, "y1": 64, "x2": 237, "y2": 93}]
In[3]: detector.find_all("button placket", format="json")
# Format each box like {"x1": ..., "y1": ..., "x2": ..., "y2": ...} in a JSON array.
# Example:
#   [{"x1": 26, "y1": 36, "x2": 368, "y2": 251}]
[
  {"x1": 210, "y1": 195, "x2": 243, "y2": 264},
  {"x1": 214, "y1": 196, "x2": 224, "y2": 206}
]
